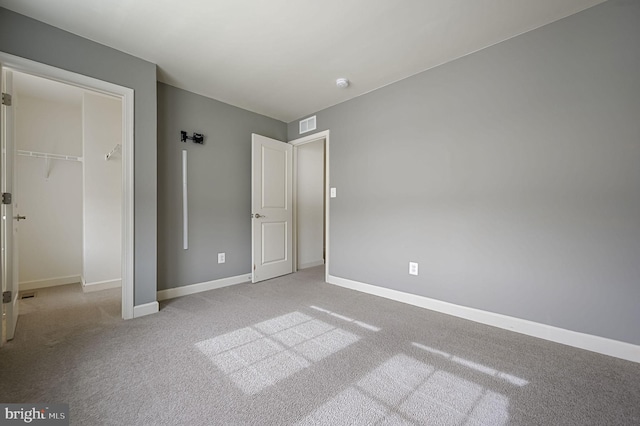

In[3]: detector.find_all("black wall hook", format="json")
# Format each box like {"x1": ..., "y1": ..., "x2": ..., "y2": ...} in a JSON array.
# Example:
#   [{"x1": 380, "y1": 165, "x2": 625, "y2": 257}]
[{"x1": 181, "y1": 131, "x2": 205, "y2": 144}]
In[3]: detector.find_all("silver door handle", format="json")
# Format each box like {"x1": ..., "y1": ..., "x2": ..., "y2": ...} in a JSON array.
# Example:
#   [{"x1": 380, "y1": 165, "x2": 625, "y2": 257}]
[
  {"x1": 253, "y1": 213, "x2": 265, "y2": 218},
  {"x1": 14, "y1": 215, "x2": 26, "y2": 221}
]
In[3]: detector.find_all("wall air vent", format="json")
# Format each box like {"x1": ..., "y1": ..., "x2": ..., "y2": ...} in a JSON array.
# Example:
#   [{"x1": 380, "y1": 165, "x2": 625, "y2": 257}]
[{"x1": 299, "y1": 116, "x2": 317, "y2": 134}]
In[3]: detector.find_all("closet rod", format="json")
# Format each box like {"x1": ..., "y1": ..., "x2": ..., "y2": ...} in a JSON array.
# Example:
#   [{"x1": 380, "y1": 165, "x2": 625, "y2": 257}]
[{"x1": 17, "y1": 150, "x2": 83, "y2": 162}]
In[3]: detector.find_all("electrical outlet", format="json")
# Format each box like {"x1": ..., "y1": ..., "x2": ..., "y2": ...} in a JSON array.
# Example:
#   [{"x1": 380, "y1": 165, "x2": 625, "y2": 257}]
[
  {"x1": 218, "y1": 253, "x2": 225, "y2": 264},
  {"x1": 409, "y1": 262, "x2": 419, "y2": 276}
]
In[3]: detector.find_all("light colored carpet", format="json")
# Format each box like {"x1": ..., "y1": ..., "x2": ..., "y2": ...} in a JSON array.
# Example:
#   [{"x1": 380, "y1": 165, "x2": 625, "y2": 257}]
[{"x1": 1, "y1": 267, "x2": 639, "y2": 425}]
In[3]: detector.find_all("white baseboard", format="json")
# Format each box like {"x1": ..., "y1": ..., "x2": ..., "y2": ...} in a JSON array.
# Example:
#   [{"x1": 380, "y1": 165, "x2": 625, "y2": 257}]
[
  {"x1": 299, "y1": 260, "x2": 325, "y2": 270},
  {"x1": 157, "y1": 273, "x2": 251, "y2": 301},
  {"x1": 133, "y1": 301, "x2": 159, "y2": 318},
  {"x1": 19, "y1": 275, "x2": 81, "y2": 291},
  {"x1": 82, "y1": 279, "x2": 122, "y2": 293},
  {"x1": 327, "y1": 274, "x2": 640, "y2": 364}
]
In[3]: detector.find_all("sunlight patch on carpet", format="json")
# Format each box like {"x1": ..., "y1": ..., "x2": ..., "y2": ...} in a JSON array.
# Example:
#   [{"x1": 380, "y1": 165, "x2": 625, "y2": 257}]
[
  {"x1": 412, "y1": 342, "x2": 529, "y2": 387},
  {"x1": 195, "y1": 311, "x2": 360, "y2": 394},
  {"x1": 297, "y1": 353, "x2": 511, "y2": 425},
  {"x1": 309, "y1": 305, "x2": 381, "y2": 332}
]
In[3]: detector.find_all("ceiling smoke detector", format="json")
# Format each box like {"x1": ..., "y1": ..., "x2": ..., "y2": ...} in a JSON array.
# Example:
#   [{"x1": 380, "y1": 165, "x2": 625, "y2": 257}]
[{"x1": 336, "y1": 78, "x2": 350, "y2": 89}]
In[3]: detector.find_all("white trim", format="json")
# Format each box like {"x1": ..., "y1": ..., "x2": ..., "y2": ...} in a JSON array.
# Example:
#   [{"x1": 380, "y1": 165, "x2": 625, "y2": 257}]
[
  {"x1": 327, "y1": 274, "x2": 640, "y2": 364},
  {"x1": 133, "y1": 301, "x2": 159, "y2": 318},
  {"x1": 121, "y1": 84, "x2": 134, "y2": 320},
  {"x1": 157, "y1": 273, "x2": 251, "y2": 301},
  {"x1": 289, "y1": 130, "x2": 330, "y2": 147},
  {"x1": 0, "y1": 51, "x2": 136, "y2": 320},
  {"x1": 325, "y1": 134, "x2": 330, "y2": 283},
  {"x1": 82, "y1": 279, "x2": 121, "y2": 293},
  {"x1": 292, "y1": 145, "x2": 299, "y2": 271},
  {"x1": 182, "y1": 149, "x2": 188, "y2": 250},
  {"x1": 19, "y1": 275, "x2": 81, "y2": 291},
  {"x1": 289, "y1": 130, "x2": 330, "y2": 281},
  {"x1": 298, "y1": 260, "x2": 325, "y2": 270}
]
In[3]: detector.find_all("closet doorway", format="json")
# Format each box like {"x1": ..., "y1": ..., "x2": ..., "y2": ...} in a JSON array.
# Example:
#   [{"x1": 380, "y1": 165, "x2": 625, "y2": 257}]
[
  {"x1": 291, "y1": 130, "x2": 330, "y2": 277},
  {"x1": 13, "y1": 71, "x2": 123, "y2": 313}
]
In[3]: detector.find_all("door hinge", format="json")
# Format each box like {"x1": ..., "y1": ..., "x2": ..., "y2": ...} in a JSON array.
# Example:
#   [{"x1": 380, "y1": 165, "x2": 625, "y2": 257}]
[
  {"x1": 2, "y1": 291, "x2": 11, "y2": 303},
  {"x1": 1, "y1": 93, "x2": 11, "y2": 106},
  {"x1": 1, "y1": 193, "x2": 11, "y2": 204}
]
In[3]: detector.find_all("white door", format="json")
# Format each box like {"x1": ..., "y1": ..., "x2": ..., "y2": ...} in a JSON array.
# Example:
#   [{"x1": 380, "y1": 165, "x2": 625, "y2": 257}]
[
  {"x1": 1, "y1": 66, "x2": 20, "y2": 345},
  {"x1": 251, "y1": 134, "x2": 293, "y2": 283}
]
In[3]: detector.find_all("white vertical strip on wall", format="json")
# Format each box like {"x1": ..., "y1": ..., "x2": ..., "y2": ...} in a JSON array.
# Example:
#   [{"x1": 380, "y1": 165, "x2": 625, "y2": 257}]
[{"x1": 182, "y1": 149, "x2": 188, "y2": 250}]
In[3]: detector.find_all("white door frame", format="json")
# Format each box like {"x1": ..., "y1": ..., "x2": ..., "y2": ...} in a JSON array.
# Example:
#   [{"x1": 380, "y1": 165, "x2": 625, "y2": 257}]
[
  {"x1": 289, "y1": 130, "x2": 330, "y2": 283},
  {"x1": 0, "y1": 51, "x2": 135, "y2": 320}
]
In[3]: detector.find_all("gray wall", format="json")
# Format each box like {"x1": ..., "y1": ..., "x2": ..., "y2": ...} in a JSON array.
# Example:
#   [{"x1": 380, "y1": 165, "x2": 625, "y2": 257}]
[
  {"x1": 157, "y1": 83, "x2": 286, "y2": 290},
  {"x1": 288, "y1": 0, "x2": 640, "y2": 345},
  {"x1": 0, "y1": 8, "x2": 158, "y2": 305}
]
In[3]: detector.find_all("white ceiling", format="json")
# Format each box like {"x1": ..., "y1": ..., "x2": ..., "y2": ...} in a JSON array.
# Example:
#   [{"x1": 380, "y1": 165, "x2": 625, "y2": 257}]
[{"x1": 0, "y1": 0, "x2": 605, "y2": 122}]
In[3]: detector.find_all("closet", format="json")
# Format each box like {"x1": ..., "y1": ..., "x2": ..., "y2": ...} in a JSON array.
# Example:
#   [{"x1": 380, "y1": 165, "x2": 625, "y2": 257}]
[
  {"x1": 295, "y1": 138, "x2": 326, "y2": 270},
  {"x1": 14, "y1": 72, "x2": 122, "y2": 294}
]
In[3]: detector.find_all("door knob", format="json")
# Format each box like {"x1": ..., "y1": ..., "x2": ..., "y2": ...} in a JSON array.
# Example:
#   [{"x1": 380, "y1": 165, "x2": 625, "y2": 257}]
[
  {"x1": 253, "y1": 213, "x2": 264, "y2": 218},
  {"x1": 14, "y1": 215, "x2": 26, "y2": 221}
]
